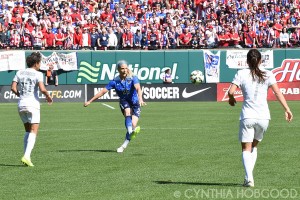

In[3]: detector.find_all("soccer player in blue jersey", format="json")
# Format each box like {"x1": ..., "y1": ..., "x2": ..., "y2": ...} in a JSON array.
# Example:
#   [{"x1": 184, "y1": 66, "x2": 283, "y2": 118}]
[{"x1": 84, "y1": 60, "x2": 146, "y2": 153}]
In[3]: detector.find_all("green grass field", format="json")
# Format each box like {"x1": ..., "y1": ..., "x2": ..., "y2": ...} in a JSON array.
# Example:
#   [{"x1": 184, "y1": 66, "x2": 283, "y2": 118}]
[{"x1": 0, "y1": 101, "x2": 299, "y2": 200}]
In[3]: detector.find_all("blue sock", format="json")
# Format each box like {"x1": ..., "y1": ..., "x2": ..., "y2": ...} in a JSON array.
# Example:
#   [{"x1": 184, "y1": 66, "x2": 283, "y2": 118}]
[
  {"x1": 125, "y1": 132, "x2": 131, "y2": 141},
  {"x1": 125, "y1": 116, "x2": 133, "y2": 134}
]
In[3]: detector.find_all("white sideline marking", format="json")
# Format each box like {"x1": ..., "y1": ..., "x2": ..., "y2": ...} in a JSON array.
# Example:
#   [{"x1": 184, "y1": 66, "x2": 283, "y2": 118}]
[
  {"x1": 102, "y1": 103, "x2": 115, "y2": 109},
  {"x1": 2, "y1": 127, "x2": 200, "y2": 132}
]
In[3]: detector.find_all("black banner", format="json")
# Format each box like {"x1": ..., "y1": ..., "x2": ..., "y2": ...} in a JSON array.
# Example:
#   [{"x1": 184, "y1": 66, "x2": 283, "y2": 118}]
[{"x1": 87, "y1": 83, "x2": 217, "y2": 102}]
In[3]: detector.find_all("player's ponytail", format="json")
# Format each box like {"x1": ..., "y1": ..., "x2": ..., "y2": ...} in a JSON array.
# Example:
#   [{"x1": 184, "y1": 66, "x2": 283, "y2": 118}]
[{"x1": 247, "y1": 49, "x2": 266, "y2": 83}]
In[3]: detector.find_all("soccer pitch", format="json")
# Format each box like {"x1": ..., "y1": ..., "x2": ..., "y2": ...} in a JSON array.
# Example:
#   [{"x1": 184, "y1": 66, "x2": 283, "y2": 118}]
[{"x1": 1, "y1": 101, "x2": 299, "y2": 200}]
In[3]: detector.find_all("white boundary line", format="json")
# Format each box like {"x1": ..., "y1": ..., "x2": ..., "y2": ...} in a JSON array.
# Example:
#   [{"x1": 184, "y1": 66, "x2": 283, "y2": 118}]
[
  {"x1": 102, "y1": 103, "x2": 115, "y2": 109},
  {"x1": 2, "y1": 127, "x2": 200, "y2": 132}
]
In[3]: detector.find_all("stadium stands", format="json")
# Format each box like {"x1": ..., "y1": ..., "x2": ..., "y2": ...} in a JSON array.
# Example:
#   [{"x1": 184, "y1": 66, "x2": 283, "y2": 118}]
[{"x1": 0, "y1": 0, "x2": 299, "y2": 50}]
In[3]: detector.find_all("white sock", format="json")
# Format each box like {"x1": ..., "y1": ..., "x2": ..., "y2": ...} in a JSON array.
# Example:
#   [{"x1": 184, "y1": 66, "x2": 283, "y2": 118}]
[
  {"x1": 127, "y1": 126, "x2": 133, "y2": 135},
  {"x1": 122, "y1": 140, "x2": 130, "y2": 148},
  {"x1": 242, "y1": 151, "x2": 253, "y2": 182},
  {"x1": 251, "y1": 147, "x2": 258, "y2": 173},
  {"x1": 24, "y1": 133, "x2": 37, "y2": 159},
  {"x1": 23, "y1": 132, "x2": 30, "y2": 153}
]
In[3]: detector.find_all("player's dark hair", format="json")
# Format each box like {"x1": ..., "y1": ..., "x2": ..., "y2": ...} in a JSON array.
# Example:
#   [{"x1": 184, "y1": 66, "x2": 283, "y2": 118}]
[
  {"x1": 247, "y1": 49, "x2": 266, "y2": 83},
  {"x1": 26, "y1": 52, "x2": 42, "y2": 68},
  {"x1": 117, "y1": 60, "x2": 128, "y2": 69}
]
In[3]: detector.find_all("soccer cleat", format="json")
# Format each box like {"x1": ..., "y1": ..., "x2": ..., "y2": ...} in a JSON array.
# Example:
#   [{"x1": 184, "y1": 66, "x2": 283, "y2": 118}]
[
  {"x1": 243, "y1": 179, "x2": 254, "y2": 187},
  {"x1": 130, "y1": 126, "x2": 141, "y2": 140},
  {"x1": 21, "y1": 156, "x2": 34, "y2": 167},
  {"x1": 117, "y1": 146, "x2": 125, "y2": 153}
]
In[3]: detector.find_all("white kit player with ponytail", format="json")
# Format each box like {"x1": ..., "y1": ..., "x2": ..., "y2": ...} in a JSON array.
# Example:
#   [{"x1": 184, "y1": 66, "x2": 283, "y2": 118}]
[{"x1": 228, "y1": 49, "x2": 293, "y2": 187}]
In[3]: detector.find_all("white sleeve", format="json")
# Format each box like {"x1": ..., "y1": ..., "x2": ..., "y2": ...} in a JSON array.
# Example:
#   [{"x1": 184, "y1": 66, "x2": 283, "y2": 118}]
[
  {"x1": 267, "y1": 71, "x2": 277, "y2": 86},
  {"x1": 232, "y1": 70, "x2": 241, "y2": 87},
  {"x1": 12, "y1": 71, "x2": 20, "y2": 83},
  {"x1": 37, "y1": 71, "x2": 44, "y2": 83}
]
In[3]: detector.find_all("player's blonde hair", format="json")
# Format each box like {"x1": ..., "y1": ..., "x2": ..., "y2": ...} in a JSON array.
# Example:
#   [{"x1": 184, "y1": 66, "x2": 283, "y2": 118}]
[{"x1": 117, "y1": 60, "x2": 134, "y2": 77}]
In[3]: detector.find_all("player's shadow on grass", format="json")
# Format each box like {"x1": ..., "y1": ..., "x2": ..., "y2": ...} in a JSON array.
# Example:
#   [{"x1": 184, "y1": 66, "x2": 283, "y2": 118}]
[
  {"x1": 58, "y1": 149, "x2": 116, "y2": 153},
  {"x1": 0, "y1": 164, "x2": 25, "y2": 167},
  {"x1": 155, "y1": 181, "x2": 241, "y2": 187}
]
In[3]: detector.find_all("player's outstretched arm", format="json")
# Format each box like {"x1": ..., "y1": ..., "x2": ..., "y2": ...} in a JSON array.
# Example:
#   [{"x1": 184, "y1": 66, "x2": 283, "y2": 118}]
[
  {"x1": 270, "y1": 83, "x2": 293, "y2": 122},
  {"x1": 228, "y1": 83, "x2": 237, "y2": 106},
  {"x1": 84, "y1": 88, "x2": 108, "y2": 107}
]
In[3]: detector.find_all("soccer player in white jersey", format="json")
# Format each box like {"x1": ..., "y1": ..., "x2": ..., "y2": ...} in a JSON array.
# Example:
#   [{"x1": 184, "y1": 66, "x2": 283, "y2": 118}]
[
  {"x1": 228, "y1": 49, "x2": 293, "y2": 187},
  {"x1": 11, "y1": 52, "x2": 53, "y2": 167}
]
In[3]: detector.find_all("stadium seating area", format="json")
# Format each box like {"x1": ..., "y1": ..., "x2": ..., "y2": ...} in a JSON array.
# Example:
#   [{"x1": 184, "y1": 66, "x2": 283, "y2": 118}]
[{"x1": 0, "y1": 0, "x2": 300, "y2": 50}]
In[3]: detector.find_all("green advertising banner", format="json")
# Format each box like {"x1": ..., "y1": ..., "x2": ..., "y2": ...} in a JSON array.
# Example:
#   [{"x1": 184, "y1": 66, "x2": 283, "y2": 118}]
[{"x1": 0, "y1": 49, "x2": 298, "y2": 86}]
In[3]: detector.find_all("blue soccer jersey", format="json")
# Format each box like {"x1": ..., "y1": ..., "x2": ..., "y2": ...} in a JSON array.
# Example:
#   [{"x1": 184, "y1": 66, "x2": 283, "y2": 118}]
[{"x1": 106, "y1": 75, "x2": 140, "y2": 104}]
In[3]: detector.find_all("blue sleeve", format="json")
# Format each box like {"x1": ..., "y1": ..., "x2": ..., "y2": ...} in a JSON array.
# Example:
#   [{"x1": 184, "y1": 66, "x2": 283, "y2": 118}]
[
  {"x1": 105, "y1": 80, "x2": 115, "y2": 90},
  {"x1": 133, "y1": 76, "x2": 139, "y2": 85}
]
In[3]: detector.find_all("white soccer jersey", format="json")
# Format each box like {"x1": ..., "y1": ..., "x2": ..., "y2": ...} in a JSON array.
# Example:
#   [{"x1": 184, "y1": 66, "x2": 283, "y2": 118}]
[
  {"x1": 13, "y1": 68, "x2": 44, "y2": 109},
  {"x1": 232, "y1": 68, "x2": 277, "y2": 120}
]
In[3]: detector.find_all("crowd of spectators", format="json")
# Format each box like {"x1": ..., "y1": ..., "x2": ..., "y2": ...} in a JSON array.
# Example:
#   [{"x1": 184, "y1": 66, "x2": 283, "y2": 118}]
[{"x1": 0, "y1": 0, "x2": 300, "y2": 51}]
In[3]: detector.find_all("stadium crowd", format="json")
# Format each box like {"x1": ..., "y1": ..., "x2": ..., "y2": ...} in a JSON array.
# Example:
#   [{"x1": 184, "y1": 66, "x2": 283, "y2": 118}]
[{"x1": 0, "y1": 0, "x2": 300, "y2": 50}]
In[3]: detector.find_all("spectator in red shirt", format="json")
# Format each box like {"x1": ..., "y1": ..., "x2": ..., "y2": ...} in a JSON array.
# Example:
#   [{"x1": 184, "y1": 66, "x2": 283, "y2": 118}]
[
  {"x1": 229, "y1": 28, "x2": 242, "y2": 48},
  {"x1": 71, "y1": 8, "x2": 82, "y2": 23},
  {"x1": 11, "y1": 12, "x2": 23, "y2": 24},
  {"x1": 178, "y1": 28, "x2": 192, "y2": 47},
  {"x1": 100, "y1": 7, "x2": 114, "y2": 24},
  {"x1": 122, "y1": 29, "x2": 134, "y2": 49},
  {"x1": 44, "y1": 27, "x2": 55, "y2": 50},
  {"x1": 84, "y1": 19, "x2": 97, "y2": 31},
  {"x1": 273, "y1": 19, "x2": 283, "y2": 47},
  {"x1": 244, "y1": 26, "x2": 256, "y2": 48},
  {"x1": 218, "y1": 30, "x2": 230, "y2": 47},
  {"x1": 13, "y1": 2, "x2": 25, "y2": 16},
  {"x1": 54, "y1": 28, "x2": 65, "y2": 49},
  {"x1": 24, "y1": 18, "x2": 36, "y2": 34},
  {"x1": 73, "y1": 27, "x2": 83, "y2": 49}
]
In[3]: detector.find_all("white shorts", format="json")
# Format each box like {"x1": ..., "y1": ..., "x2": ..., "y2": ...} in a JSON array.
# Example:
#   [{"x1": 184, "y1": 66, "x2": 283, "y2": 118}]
[
  {"x1": 18, "y1": 106, "x2": 40, "y2": 124},
  {"x1": 239, "y1": 119, "x2": 269, "y2": 143}
]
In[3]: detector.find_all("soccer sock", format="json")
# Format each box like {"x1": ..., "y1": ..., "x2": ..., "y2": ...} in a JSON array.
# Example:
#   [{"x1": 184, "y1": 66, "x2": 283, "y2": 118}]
[
  {"x1": 125, "y1": 116, "x2": 133, "y2": 135},
  {"x1": 242, "y1": 151, "x2": 253, "y2": 182},
  {"x1": 24, "y1": 133, "x2": 37, "y2": 159},
  {"x1": 125, "y1": 132, "x2": 131, "y2": 141},
  {"x1": 122, "y1": 138, "x2": 130, "y2": 148},
  {"x1": 23, "y1": 132, "x2": 30, "y2": 153},
  {"x1": 251, "y1": 147, "x2": 258, "y2": 173}
]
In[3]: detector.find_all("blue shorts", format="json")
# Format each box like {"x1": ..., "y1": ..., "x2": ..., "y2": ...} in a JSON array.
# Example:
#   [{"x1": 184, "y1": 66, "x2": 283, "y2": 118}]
[{"x1": 119, "y1": 100, "x2": 141, "y2": 118}]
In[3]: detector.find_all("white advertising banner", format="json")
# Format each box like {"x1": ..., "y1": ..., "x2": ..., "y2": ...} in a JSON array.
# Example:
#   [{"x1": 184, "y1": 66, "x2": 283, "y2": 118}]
[
  {"x1": 226, "y1": 50, "x2": 274, "y2": 69},
  {"x1": 41, "y1": 52, "x2": 78, "y2": 71},
  {"x1": 0, "y1": 51, "x2": 26, "y2": 71}
]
